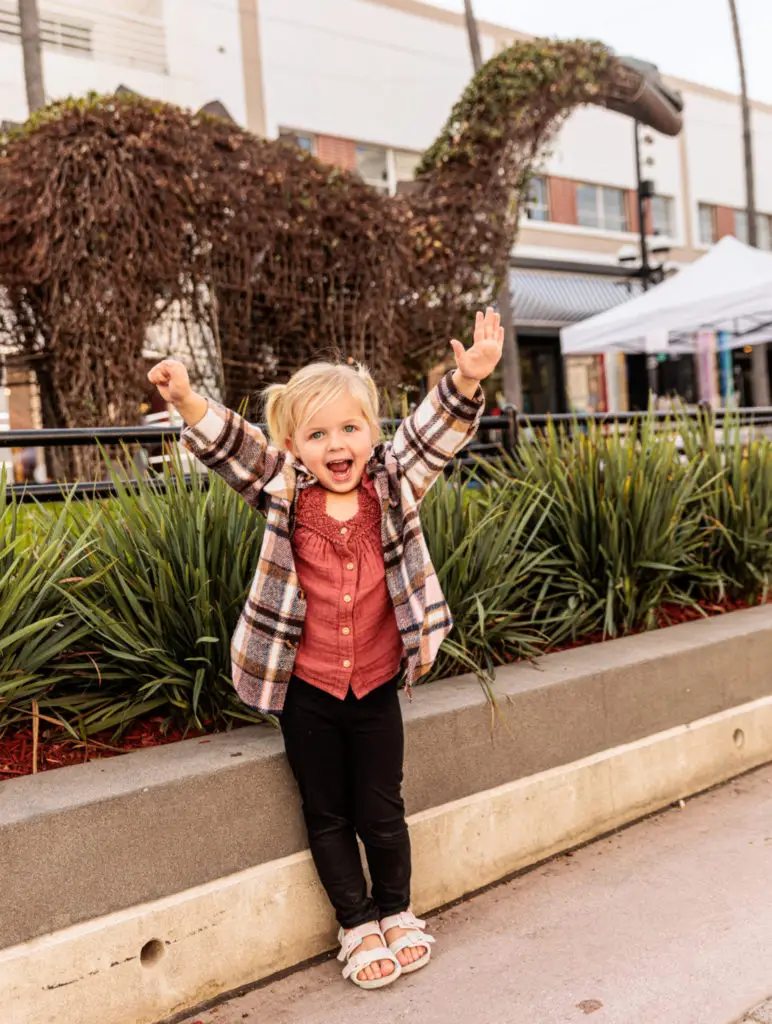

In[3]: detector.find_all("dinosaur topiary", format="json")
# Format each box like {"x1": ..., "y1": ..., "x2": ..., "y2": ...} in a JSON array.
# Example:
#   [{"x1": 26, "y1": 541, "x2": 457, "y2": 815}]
[{"x1": 0, "y1": 39, "x2": 682, "y2": 461}]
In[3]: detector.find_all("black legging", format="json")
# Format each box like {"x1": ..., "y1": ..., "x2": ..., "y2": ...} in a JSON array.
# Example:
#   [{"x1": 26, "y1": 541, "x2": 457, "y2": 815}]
[{"x1": 279, "y1": 674, "x2": 411, "y2": 929}]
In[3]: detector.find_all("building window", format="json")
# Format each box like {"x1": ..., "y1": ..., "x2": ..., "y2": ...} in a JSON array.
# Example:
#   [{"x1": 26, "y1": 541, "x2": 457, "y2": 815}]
[
  {"x1": 356, "y1": 145, "x2": 421, "y2": 195},
  {"x1": 524, "y1": 176, "x2": 550, "y2": 222},
  {"x1": 734, "y1": 209, "x2": 748, "y2": 243},
  {"x1": 279, "y1": 129, "x2": 316, "y2": 154},
  {"x1": 734, "y1": 209, "x2": 772, "y2": 250},
  {"x1": 698, "y1": 203, "x2": 717, "y2": 245},
  {"x1": 356, "y1": 143, "x2": 389, "y2": 193},
  {"x1": 576, "y1": 184, "x2": 628, "y2": 232},
  {"x1": 281, "y1": 129, "x2": 420, "y2": 197},
  {"x1": 757, "y1": 214, "x2": 772, "y2": 251},
  {"x1": 651, "y1": 195, "x2": 675, "y2": 237},
  {"x1": 393, "y1": 150, "x2": 420, "y2": 190}
]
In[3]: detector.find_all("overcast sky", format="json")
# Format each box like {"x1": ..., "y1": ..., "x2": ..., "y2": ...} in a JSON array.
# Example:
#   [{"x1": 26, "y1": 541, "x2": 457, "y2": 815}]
[{"x1": 427, "y1": 0, "x2": 772, "y2": 103}]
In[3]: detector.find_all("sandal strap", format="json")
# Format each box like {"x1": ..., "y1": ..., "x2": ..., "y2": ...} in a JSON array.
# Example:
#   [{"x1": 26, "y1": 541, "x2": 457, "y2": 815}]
[
  {"x1": 337, "y1": 921, "x2": 386, "y2": 962},
  {"x1": 388, "y1": 930, "x2": 435, "y2": 955},
  {"x1": 380, "y1": 910, "x2": 426, "y2": 932},
  {"x1": 341, "y1": 945, "x2": 399, "y2": 981}
]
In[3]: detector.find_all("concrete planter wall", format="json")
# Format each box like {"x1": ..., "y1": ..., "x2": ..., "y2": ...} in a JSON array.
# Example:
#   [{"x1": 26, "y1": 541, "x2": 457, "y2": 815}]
[{"x1": 3, "y1": 606, "x2": 772, "y2": 1024}]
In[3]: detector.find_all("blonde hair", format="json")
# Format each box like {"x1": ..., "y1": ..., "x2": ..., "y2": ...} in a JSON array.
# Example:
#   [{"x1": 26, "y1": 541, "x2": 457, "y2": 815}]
[{"x1": 263, "y1": 361, "x2": 380, "y2": 447}]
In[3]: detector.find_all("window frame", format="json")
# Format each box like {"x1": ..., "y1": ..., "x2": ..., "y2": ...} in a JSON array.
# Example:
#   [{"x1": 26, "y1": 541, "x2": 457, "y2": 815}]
[
  {"x1": 650, "y1": 194, "x2": 675, "y2": 238},
  {"x1": 524, "y1": 175, "x2": 550, "y2": 222},
  {"x1": 278, "y1": 128, "x2": 317, "y2": 155},
  {"x1": 698, "y1": 203, "x2": 717, "y2": 246},
  {"x1": 575, "y1": 182, "x2": 629, "y2": 233},
  {"x1": 278, "y1": 128, "x2": 420, "y2": 197}
]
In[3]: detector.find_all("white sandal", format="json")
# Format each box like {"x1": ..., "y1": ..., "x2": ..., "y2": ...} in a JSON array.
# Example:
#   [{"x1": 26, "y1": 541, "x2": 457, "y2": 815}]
[
  {"x1": 337, "y1": 921, "x2": 402, "y2": 989},
  {"x1": 380, "y1": 911, "x2": 435, "y2": 974}
]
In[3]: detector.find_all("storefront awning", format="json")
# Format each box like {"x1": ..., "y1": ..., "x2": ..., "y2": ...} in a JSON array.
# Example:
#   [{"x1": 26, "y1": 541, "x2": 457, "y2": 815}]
[{"x1": 510, "y1": 269, "x2": 641, "y2": 330}]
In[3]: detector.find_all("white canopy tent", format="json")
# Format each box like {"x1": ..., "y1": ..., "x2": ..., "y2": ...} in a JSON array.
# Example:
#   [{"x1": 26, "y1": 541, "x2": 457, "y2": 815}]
[{"x1": 560, "y1": 237, "x2": 772, "y2": 356}]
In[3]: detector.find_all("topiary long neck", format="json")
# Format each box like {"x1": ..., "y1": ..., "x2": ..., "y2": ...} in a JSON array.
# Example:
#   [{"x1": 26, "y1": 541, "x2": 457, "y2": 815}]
[{"x1": 406, "y1": 40, "x2": 617, "y2": 319}]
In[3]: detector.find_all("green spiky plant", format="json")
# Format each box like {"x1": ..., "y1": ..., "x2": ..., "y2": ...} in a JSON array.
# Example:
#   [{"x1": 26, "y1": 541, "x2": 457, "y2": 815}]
[
  {"x1": 37, "y1": 447, "x2": 269, "y2": 736},
  {"x1": 421, "y1": 466, "x2": 572, "y2": 687},
  {"x1": 0, "y1": 469, "x2": 99, "y2": 732},
  {"x1": 678, "y1": 407, "x2": 772, "y2": 601},
  {"x1": 491, "y1": 414, "x2": 722, "y2": 638}
]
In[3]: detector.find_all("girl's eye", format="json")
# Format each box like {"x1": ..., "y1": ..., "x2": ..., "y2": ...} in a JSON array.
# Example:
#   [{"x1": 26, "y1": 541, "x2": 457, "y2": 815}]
[
  {"x1": 310, "y1": 431, "x2": 324, "y2": 440},
  {"x1": 343, "y1": 425, "x2": 357, "y2": 433}
]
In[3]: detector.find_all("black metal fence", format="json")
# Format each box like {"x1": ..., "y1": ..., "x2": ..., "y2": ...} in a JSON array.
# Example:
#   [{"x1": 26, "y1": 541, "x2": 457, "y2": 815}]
[{"x1": 4, "y1": 404, "x2": 772, "y2": 503}]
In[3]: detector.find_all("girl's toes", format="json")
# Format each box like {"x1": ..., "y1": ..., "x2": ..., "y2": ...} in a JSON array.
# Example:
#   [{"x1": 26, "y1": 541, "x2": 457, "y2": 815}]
[{"x1": 381, "y1": 959, "x2": 394, "y2": 976}]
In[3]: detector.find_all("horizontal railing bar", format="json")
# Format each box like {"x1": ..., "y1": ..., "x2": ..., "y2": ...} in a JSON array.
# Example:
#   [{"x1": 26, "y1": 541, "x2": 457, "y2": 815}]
[
  {"x1": 4, "y1": 407, "x2": 772, "y2": 450},
  {"x1": 8, "y1": 457, "x2": 500, "y2": 503},
  {"x1": 8, "y1": 476, "x2": 208, "y2": 504}
]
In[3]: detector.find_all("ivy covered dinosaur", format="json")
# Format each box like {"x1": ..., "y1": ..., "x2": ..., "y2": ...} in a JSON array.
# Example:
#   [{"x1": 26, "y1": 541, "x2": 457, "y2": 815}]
[{"x1": 0, "y1": 39, "x2": 682, "y2": 448}]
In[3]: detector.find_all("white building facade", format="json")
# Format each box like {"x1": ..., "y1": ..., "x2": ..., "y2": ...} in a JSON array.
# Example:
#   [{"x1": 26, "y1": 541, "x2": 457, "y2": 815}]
[
  {"x1": 0, "y1": 0, "x2": 248, "y2": 124},
  {"x1": 2, "y1": 0, "x2": 772, "y2": 419}
]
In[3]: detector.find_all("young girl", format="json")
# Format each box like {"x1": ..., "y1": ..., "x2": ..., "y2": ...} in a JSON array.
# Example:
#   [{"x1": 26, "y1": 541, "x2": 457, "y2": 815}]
[{"x1": 148, "y1": 309, "x2": 503, "y2": 990}]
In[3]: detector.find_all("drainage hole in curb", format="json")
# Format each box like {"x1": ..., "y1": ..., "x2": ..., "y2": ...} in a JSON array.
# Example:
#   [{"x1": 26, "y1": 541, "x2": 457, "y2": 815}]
[
  {"x1": 140, "y1": 939, "x2": 165, "y2": 968},
  {"x1": 733, "y1": 729, "x2": 745, "y2": 749}
]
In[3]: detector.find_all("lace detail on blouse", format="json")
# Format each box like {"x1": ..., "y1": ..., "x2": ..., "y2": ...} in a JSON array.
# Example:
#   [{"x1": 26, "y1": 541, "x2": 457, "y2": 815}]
[{"x1": 295, "y1": 476, "x2": 382, "y2": 541}]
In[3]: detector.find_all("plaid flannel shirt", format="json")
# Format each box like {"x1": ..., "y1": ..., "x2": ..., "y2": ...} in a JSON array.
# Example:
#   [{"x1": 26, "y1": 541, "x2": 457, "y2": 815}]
[{"x1": 181, "y1": 370, "x2": 484, "y2": 713}]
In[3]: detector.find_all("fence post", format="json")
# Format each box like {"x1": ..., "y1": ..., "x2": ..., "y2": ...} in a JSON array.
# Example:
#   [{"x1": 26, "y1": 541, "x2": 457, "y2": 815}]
[{"x1": 502, "y1": 404, "x2": 518, "y2": 456}]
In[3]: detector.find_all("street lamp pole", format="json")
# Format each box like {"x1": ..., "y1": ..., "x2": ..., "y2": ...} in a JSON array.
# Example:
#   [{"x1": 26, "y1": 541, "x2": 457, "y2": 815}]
[{"x1": 633, "y1": 119, "x2": 658, "y2": 396}]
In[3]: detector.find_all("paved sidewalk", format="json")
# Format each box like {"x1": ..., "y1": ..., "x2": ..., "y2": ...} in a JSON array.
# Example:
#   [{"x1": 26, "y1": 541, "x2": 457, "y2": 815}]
[{"x1": 176, "y1": 765, "x2": 772, "y2": 1024}]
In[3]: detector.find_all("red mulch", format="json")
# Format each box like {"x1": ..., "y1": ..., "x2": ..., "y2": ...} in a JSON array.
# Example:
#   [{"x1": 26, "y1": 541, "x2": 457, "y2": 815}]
[
  {"x1": 547, "y1": 595, "x2": 760, "y2": 654},
  {"x1": 0, "y1": 596, "x2": 764, "y2": 782},
  {"x1": 0, "y1": 717, "x2": 214, "y2": 782}
]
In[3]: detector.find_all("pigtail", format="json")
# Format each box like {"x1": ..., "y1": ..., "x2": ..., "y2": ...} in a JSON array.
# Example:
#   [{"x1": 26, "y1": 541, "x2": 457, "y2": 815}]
[{"x1": 262, "y1": 382, "x2": 287, "y2": 447}]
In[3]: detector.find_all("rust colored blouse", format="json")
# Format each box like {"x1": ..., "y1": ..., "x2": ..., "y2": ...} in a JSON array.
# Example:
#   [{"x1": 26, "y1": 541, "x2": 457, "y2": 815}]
[{"x1": 291, "y1": 473, "x2": 404, "y2": 699}]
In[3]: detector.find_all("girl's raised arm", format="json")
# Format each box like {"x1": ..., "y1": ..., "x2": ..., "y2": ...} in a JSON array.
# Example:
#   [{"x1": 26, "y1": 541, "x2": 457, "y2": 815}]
[
  {"x1": 148, "y1": 359, "x2": 287, "y2": 510},
  {"x1": 390, "y1": 308, "x2": 502, "y2": 502}
]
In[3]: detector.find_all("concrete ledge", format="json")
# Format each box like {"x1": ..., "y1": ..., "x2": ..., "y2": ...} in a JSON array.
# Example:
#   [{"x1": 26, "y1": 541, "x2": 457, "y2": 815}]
[
  {"x1": 2, "y1": 605, "x2": 772, "y2": 951},
  {"x1": 4, "y1": 693, "x2": 772, "y2": 1024}
]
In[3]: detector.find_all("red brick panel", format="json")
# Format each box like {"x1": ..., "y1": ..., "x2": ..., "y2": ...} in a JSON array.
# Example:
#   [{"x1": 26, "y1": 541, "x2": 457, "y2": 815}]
[
  {"x1": 715, "y1": 205, "x2": 736, "y2": 240},
  {"x1": 316, "y1": 135, "x2": 357, "y2": 171},
  {"x1": 548, "y1": 176, "x2": 577, "y2": 225}
]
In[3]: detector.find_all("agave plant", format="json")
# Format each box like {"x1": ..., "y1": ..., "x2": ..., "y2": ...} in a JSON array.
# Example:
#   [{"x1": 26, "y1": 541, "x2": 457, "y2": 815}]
[
  {"x1": 421, "y1": 467, "x2": 572, "y2": 686},
  {"x1": 496, "y1": 413, "x2": 721, "y2": 638},
  {"x1": 40, "y1": 446, "x2": 268, "y2": 735},
  {"x1": 0, "y1": 469, "x2": 98, "y2": 730},
  {"x1": 678, "y1": 407, "x2": 772, "y2": 601}
]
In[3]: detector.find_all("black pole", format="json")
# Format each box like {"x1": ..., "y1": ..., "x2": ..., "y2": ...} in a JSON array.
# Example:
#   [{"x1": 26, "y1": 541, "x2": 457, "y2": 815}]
[
  {"x1": 633, "y1": 121, "x2": 650, "y2": 292},
  {"x1": 634, "y1": 119, "x2": 658, "y2": 398}
]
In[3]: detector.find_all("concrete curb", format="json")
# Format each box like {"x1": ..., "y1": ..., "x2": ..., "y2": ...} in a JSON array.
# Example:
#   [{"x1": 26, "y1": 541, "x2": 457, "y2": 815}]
[
  {"x1": 4, "y1": 604, "x2": 772, "y2": 952},
  {"x1": 3, "y1": 693, "x2": 772, "y2": 1024}
]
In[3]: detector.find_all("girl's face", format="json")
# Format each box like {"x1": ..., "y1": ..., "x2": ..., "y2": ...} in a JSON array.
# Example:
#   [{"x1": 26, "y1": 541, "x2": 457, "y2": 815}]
[{"x1": 287, "y1": 390, "x2": 376, "y2": 493}]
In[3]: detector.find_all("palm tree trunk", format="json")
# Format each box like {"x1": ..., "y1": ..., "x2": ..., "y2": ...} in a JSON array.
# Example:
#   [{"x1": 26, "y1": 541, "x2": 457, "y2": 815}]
[
  {"x1": 462, "y1": 0, "x2": 523, "y2": 408},
  {"x1": 463, "y1": 0, "x2": 483, "y2": 71},
  {"x1": 728, "y1": 0, "x2": 769, "y2": 405},
  {"x1": 18, "y1": 0, "x2": 46, "y2": 113}
]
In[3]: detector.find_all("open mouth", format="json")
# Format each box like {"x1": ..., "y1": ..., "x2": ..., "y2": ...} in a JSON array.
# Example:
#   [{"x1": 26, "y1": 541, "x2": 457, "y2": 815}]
[{"x1": 326, "y1": 458, "x2": 354, "y2": 483}]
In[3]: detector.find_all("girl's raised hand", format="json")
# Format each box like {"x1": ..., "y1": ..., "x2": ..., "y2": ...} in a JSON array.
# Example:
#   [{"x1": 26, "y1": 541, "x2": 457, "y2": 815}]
[
  {"x1": 147, "y1": 359, "x2": 192, "y2": 405},
  {"x1": 450, "y1": 308, "x2": 504, "y2": 382}
]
